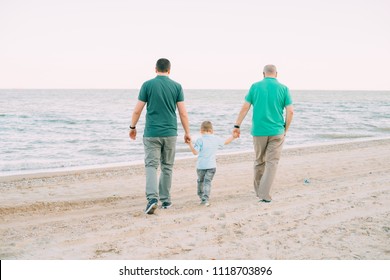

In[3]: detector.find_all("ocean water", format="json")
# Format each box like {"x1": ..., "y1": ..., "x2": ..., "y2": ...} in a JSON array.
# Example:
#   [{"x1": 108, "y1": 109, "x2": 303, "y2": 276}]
[{"x1": 1, "y1": 89, "x2": 389, "y2": 175}]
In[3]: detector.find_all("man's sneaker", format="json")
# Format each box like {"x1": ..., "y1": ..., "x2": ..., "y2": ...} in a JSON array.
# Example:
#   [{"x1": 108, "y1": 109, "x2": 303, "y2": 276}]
[
  {"x1": 145, "y1": 199, "x2": 158, "y2": 214},
  {"x1": 259, "y1": 199, "x2": 271, "y2": 203},
  {"x1": 161, "y1": 201, "x2": 173, "y2": 209}
]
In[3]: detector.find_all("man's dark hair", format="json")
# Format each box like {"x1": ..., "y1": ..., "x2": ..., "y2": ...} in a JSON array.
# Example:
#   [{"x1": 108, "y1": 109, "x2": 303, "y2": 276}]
[{"x1": 156, "y1": 58, "x2": 171, "y2": 72}]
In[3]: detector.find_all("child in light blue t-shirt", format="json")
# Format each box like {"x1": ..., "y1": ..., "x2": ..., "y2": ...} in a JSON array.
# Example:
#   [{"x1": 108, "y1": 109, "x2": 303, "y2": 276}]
[{"x1": 187, "y1": 121, "x2": 237, "y2": 206}]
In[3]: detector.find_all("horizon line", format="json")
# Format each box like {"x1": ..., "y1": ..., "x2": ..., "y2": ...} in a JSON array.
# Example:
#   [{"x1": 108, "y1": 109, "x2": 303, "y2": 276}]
[{"x1": 1, "y1": 88, "x2": 390, "y2": 92}]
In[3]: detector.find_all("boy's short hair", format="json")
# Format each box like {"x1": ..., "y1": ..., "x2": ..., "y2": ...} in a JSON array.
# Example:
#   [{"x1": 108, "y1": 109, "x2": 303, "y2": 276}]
[
  {"x1": 201, "y1": 121, "x2": 213, "y2": 132},
  {"x1": 156, "y1": 58, "x2": 171, "y2": 72}
]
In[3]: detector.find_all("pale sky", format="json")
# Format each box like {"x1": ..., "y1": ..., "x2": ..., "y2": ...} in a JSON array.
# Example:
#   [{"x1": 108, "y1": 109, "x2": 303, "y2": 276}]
[{"x1": 1, "y1": 0, "x2": 389, "y2": 90}]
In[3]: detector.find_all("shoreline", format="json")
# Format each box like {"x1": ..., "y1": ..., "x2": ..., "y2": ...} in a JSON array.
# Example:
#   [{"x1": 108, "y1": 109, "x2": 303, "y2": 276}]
[{"x1": 2, "y1": 136, "x2": 390, "y2": 181}]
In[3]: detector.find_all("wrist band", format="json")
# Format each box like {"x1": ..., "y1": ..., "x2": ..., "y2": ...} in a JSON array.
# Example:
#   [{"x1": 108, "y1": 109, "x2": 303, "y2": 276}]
[
  {"x1": 129, "y1": 125, "x2": 136, "y2": 129},
  {"x1": 234, "y1": 125, "x2": 240, "y2": 129}
]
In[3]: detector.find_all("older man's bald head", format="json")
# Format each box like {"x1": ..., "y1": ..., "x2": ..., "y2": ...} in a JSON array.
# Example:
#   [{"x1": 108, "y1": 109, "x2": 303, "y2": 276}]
[{"x1": 263, "y1": 64, "x2": 277, "y2": 77}]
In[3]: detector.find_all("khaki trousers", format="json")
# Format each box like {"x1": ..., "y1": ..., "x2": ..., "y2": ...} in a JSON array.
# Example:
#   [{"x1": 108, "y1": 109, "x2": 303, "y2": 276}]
[{"x1": 253, "y1": 134, "x2": 285, "y2": 201}]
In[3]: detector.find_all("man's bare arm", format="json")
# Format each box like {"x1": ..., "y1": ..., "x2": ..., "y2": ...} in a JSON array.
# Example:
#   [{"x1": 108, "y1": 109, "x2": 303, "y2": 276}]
[
  {"x1": 233, "y1": 102, "x2": 251, "y2": 137},
  {"x1": 129, "y1": 100, "x2": 146, "y2": 140},
  {"x1": 177, "y1": 101, "x2": 191, "y2": 143},
  {"x1": 284, "y1": 105, "x2": 294, "y2": 134}
]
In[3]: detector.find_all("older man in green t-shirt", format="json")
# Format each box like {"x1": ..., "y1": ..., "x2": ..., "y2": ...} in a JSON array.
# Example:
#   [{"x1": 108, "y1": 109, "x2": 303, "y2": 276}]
[
  {"x1": 233, "y1": 64, "x2": 294, "y2": 203},
  {"x1": 129, "y1": 58, "x2": 191, "y2": 214}
]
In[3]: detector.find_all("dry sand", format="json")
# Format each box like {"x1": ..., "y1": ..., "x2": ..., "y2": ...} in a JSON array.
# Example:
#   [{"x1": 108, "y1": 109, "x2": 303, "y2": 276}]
[{"x1": 1, "y1": 138, "x2": 389, "y2": 260}]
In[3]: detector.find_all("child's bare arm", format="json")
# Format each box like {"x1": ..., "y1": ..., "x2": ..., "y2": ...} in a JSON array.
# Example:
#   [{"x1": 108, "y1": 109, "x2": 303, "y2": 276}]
[
  {"x1": 187, "y1": 141, "x2": 199, "y2": 155},
  {"x1": 224, "y1": 135, "x2": 236, "y2": 145}
]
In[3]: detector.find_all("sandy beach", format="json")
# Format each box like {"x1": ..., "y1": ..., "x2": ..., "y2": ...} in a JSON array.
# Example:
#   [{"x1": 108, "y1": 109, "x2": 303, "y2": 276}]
[{"x1": 0, "y1": 138, "x2": 389, "y2": 260}]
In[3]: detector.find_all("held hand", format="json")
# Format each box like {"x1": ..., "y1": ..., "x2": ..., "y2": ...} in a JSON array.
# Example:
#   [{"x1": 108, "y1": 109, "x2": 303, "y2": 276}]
[
  {"x1": 184, "y1": 133, "x2": 191, "y2": 144},
  {"x1": 129, "y1": 129, "x2": 137, "y2": 140},
  {"x1": 185, "y1": 139, "x2": 191, "y2": 145},
  {"x1": 232, "y1": 128, "x2": 240, "y2": 138}
]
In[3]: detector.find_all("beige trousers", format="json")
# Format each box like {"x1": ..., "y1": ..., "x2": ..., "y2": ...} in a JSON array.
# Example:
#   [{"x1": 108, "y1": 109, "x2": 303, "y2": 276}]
[{"x1": 253, "y1": 134, "x2": 285, "y2": 201}]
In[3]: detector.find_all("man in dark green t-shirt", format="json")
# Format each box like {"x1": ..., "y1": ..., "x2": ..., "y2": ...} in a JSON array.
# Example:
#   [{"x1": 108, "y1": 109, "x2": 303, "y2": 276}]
[
  {"x1": 129, "y1": 58, "x2": 191, "y2": 214},
  {"x1": 233, "y1": 64, "x2": 294, "y2": 203}
]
